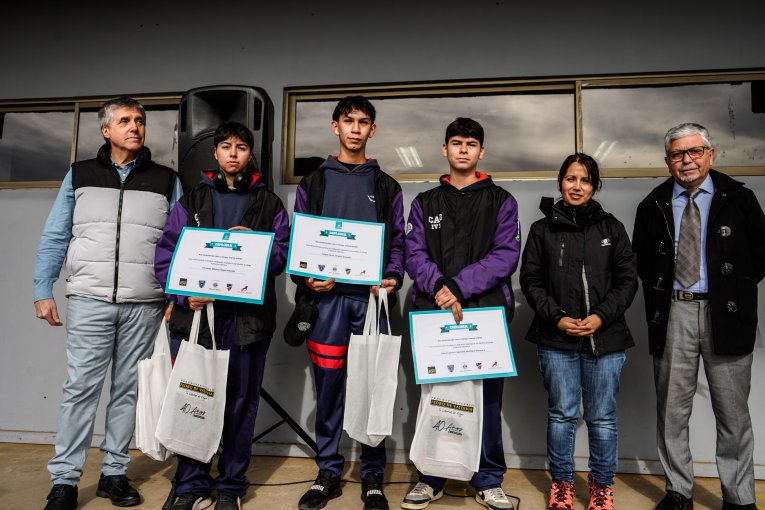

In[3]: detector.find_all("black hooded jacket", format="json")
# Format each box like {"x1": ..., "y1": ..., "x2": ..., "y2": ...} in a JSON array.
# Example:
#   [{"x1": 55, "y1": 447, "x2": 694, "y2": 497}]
[{"x1": 520, "y1": 198, "x2": 638, "y2": 355}]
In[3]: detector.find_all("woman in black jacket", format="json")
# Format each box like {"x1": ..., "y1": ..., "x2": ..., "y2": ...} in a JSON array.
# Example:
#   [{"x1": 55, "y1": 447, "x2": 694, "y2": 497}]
[{"x1": 520, "y1": 153, "x2": 638, "y2": 510}]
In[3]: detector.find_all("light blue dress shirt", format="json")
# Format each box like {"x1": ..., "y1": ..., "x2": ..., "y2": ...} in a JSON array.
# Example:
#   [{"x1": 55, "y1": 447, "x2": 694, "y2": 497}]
[
  {"x1": 33, "y1": 159, "x2": 183, "y2": 301},
  {"x1": 672, "y1": 174, "x2": 714, "y2": 292}
]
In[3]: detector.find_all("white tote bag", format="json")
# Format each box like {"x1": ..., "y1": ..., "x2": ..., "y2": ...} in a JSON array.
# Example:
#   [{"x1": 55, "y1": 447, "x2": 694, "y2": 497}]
[
  {"x1": 135, "y1": 318, "x2": 173, "y2": 461},
  {"x1": 155, "y1": 303, "x2": 229, "y2": 463},
  {"x1": 343, "y1": 289, "x2": 401, "y2": 447},
  {"x1": 409, "y1": 379, "x2": 483, "y2": 481}
]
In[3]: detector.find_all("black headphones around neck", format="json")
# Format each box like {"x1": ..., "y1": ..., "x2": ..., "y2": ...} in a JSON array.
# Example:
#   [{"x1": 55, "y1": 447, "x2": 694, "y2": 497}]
[
  {"x1": 211, "y1": 155, "x2": 259, "y2": 192},
  {"x1": 212, "y1": 168, "x2": 252, "y2": 192}
]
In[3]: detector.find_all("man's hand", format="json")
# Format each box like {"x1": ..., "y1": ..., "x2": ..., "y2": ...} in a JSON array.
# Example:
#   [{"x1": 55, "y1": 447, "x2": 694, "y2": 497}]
[
  {"x1": 434, "y1": 286, "x2": 463, "y2": 324},
  {"x1": 228, "y1": 226, "x2": 252, "y2": 232},
  {"x1": 164, "y1": 302, "x2": 173, "y2": 322},
  {"x1": 435, "y1": 286, "x2": 460, "y2": 310},
  {"x1": 35, "y1": 298, "x2": 62, "y2": 326},
  {"x1": 306, "y1": 277, "x2": 335, "y2": 293},
  {"x1": 371, "y1": 278, "x2": 397, "y2": 297},
  {"x1": 188, "y1": 296, "x2": 214, "y2": 311},
  {"x1": 449, "y1": 301, "x2": 463, "y2": 324}
]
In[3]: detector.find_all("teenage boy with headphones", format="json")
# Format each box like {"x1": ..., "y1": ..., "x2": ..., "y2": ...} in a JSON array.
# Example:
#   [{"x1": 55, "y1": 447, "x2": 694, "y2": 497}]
[
  {"x1": 154, "y1": 121, "x2": 290, "y2": 510},
  {"x1": 290, "y1": 96, "x2": 405, "y2": 510}
]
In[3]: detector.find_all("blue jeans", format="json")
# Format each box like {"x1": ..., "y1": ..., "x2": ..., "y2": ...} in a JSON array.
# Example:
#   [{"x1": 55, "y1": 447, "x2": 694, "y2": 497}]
[{"x1": 537, "y1": 345, "x2": 625, "y2": 486}]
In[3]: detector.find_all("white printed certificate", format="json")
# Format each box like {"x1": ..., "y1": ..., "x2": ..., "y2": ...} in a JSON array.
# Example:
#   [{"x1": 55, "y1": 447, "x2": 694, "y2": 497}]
[
  {"x1": 286, "y1": 212, "x2": 384, "y2": 285},
  {"x1": 409, "y1": 307, "x2": 516, "y2": 383},
  {"x1": 165, "y1": 227, "x2": 274, "y2": 304}
]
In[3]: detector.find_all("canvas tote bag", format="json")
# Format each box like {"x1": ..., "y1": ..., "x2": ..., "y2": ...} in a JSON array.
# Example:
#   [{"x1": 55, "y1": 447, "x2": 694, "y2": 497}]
[
  {"x1": 135, "y1": 317, "x2": 173, "y2": 461},
  {"x1": 409, "y1": 379, "x2": 483, "y2": 480},
  {"x1": 155, "y1": 303, "x2": 229, "y2": 463},
  {"x1": 343, "y1": 289, "x2": 402, "y2": 447}
]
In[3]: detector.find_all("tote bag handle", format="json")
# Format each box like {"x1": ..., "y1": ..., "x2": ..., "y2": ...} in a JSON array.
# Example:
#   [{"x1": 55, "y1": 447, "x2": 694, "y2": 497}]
[{"x1": 187, "y1": 302, "x2": 217, "y2": 349}]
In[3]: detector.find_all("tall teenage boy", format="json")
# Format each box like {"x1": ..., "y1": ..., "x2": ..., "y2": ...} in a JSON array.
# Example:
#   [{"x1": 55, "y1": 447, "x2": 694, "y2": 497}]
[{"x1": 292, "y1": 96, "x2": 405, "y2": 510}]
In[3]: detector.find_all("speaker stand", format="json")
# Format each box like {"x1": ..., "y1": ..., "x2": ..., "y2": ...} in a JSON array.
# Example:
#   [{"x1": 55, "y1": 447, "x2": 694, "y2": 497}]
[{"x1": 253, "y1": 388, "x2": 319, "y2": 453}]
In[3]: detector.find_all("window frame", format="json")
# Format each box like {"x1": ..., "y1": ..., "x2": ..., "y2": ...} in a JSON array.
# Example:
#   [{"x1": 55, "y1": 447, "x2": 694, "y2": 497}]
[
  {"x1": 282, "y1": 69, "x2": 765, "y2": 183},
  {"x1": 0, "y1": 94, "x2": 181, "y2": 189}
]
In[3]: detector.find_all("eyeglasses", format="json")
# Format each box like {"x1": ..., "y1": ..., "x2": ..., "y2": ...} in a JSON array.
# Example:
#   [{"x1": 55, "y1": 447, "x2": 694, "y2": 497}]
[{"x1": 666, "y1": 146, "x2": 709, "y2": 162}]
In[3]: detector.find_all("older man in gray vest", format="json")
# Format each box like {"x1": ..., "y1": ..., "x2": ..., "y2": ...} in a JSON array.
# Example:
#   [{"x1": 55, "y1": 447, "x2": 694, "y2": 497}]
[
  {"x1": 633, "y1": 123, "x2": 765, "y2": 510},
  {"x1": 33, "y1": 96, "x2": 182, "y2": 510}
]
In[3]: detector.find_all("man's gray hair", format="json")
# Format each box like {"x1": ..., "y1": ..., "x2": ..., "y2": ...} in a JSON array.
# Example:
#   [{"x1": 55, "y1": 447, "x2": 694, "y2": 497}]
[
  {"x1": 98, "y1": 96, "x2": 146, "y2": 130},
  {"x1": 664, "y1": 122, "x2": 712, "y2": 154}
]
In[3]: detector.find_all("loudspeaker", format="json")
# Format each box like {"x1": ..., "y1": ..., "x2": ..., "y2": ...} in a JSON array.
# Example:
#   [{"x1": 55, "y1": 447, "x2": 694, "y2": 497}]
[
  {"x1": 177, "y1": 85, "x2": 274, "y2": 192},
  {"x1": 752, "y1": 81, "x2": 765, "y2": 114}
]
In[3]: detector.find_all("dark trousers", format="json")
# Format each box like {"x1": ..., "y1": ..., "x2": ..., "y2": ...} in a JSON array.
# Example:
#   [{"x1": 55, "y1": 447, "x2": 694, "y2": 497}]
[
  {"x1": 170, "y1": 307, "x2": 271, "y2": 498},
  {"x1": 307, "y1": 292, "x2": 387, "y2": 478}
]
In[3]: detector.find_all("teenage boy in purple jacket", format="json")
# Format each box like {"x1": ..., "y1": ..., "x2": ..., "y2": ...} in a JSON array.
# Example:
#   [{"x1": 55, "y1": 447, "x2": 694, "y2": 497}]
[
  {"x1": 292, "y1": 96, "x2": 405, "y2": 510},
  {"x1": 154, "y1": 122, "x2": 290, "y2": 510},
  {"x1": 402, "y1": 118, "x2": 521, "y2": 510}
]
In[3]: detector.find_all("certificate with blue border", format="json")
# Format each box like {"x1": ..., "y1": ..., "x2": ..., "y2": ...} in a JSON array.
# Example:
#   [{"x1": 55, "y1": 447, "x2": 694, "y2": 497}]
[
  {"x1": 165, "y1": 227, "x2": 274, "y2": 304},
  {"x1": 286, "y1": 212, "x2": 385, "y2": 285},
  {"x1": 409, "y1": 307, "x2": 516, "y2": 384}
]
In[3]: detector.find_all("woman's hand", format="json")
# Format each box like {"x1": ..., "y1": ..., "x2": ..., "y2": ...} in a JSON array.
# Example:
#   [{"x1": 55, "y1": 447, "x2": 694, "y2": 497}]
[{"x1": 557, "y1": 314, "x2": 603, "y2": 336}]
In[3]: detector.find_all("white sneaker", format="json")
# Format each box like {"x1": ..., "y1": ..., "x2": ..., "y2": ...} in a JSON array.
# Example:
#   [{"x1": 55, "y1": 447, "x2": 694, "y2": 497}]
[
  {"x1": 401, "y1": 482, "x2": 443, "y2": 509},
  {"x1": 475, "y1": 487, "x2": 514, "y2": 510},
  {"x1": 170, "y1": 493, "x2": 213, "y2": 510}
]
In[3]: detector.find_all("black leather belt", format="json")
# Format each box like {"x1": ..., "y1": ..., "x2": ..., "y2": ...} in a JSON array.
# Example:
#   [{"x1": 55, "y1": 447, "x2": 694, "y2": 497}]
[{"x1": 673, "y1": 290, "x2": 709, "y2": 301}]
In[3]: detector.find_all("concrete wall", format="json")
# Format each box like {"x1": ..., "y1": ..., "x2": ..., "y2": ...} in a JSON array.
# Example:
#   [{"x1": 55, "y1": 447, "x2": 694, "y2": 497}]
[{"x1": 1, "y1": 1, "x2": 763, "y2": 477}]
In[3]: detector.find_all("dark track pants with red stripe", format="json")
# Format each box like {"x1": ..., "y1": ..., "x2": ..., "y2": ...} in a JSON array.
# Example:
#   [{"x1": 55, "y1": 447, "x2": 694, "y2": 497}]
[
  {"x1": 420, "y1": 377, "x2": 507, "y2": 491},
  {"x1": 307, "y1": 292, "x2": 387, "y2": 478},
  {"x1": 169, "y1": 307, "x2": 270, "y2": 498}
]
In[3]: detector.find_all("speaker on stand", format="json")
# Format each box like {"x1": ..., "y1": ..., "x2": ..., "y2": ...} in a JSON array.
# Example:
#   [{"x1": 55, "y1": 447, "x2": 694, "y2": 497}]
[{"x1": 177, "y1": 85, "x2": 274, "y2": 192}]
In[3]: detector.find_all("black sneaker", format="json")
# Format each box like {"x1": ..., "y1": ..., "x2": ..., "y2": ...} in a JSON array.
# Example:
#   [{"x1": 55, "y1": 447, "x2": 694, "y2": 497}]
[
  {"x1": 298, "y1": 469, "x2": 342, "y2": 510},
  {"x1": 215, "y1": 491, "x2": 241, "y2": 510},
  {"x1": 171, "y1": 493, "x2": 213, "y2": 510},
  {"x1": 361, "y1": 472, "x2": 388, "y2": 510},
  {"x1": 44, "y1": 485, "x2": 78, "y2": 510},
  {"x1": 96, "y1": 474, "x2": 141, "y2": 507}
]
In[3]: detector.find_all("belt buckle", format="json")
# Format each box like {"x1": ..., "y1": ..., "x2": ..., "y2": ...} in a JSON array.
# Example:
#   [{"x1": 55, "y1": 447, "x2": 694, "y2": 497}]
[{"x1": 678, "y1": 291, "x2": 694, "y2": 301}]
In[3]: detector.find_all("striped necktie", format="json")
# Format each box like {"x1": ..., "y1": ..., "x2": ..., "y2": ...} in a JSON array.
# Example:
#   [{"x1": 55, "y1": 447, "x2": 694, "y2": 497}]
[{"x1": 675, "y1": 188, "x2": 701, "y2": 288}]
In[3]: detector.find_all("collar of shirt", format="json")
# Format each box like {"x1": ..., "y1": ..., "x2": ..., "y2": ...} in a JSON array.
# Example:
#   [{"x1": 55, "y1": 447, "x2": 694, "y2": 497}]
[
  {"x1": 112, "y1": 159, "x2": 137, "y2": 183},
  {"x1": 671, "y1": 173, "x2": 714, "y2": 200}
]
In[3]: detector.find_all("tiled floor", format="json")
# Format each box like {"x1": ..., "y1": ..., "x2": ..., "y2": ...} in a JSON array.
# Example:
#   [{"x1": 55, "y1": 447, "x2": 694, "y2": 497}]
[{"x1": 1, "y1": 443, "x2": 762, "y2": 509}]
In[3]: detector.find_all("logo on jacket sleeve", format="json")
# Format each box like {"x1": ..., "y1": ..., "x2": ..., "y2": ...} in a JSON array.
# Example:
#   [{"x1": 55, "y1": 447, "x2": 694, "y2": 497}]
[
  {"x1": 600, "y1": 238, "x2": 611, "y2": 247},
  {"x1": 428, "y1": 214, "x2": 443, "y2": 230}
]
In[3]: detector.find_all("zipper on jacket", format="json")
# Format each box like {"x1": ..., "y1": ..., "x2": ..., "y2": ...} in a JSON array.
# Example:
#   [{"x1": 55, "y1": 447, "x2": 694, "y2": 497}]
[
  {"x1": 558, "y1": 236, "x2": 566, "y2": 267},
  {"x1": 581, "y1": 264, "x2": 598, "y2": 356},
  {"x1": 655, "y1": 199, "x2": 674, "y2": 242},
  {"x1": 112, "y1": 180, "x2": 125, "y2": 303}
]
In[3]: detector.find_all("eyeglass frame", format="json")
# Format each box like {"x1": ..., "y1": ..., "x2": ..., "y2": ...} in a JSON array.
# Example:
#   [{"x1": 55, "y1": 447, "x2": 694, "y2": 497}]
[{"x1": 666, "y1": 145, "x2": 712, "y2": 163}]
